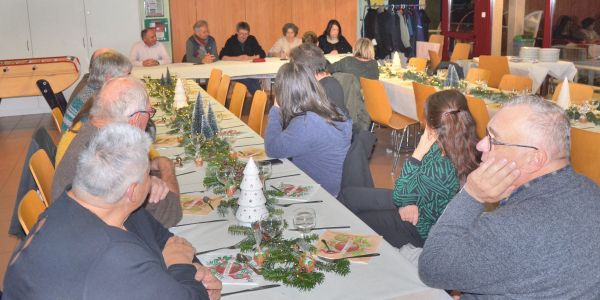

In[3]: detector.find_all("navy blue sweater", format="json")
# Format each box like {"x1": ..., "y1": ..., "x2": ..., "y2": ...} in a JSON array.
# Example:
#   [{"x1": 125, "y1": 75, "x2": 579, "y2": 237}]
[
  {"x1": 265, "y1": 106, "x2": 352, "y2": 195},
  {"x1": 3, "y1": 191, "x2": 208, "y2": 300}
]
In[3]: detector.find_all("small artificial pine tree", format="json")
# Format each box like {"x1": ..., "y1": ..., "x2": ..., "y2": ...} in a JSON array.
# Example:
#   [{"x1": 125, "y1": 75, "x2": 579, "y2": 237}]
[
  {"x1": 192, "y1": 93, "x2": 204, "y2": 135},
  {"x1": 207, "y1": 102, "x2": 219, "y2": 133},
  {"x1": 165, "y1": 67, "x2": 173, "y2": 86},
  {"x1": 160, "y1": 74, "x2": 166, "y2": 86},
  {"x1": 201, "y1": 113, "x2": 215, "y2": 139}
]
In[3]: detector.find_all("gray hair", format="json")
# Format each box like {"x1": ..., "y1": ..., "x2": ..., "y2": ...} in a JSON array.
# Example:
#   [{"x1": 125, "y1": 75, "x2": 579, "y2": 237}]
[
  {"x1": 90, "y1": 76, "x2": 148, "y2": 122},
  {"x1": 504, "y1": 95, "x2": 570, "y2": 159},
  {"x1": 193, "y1": 20, "x2": 208, "y2": 31},
  {"x1": 73, "y1": 123, "x2": 151, "y2": 204},
  {"x1": 289, "y1": 43, "x2": 328, "y2": 74},
  {"x1": 282, "y1": 23, "x2": 299, "y2": 36},
  {"x1": 88, "y1": 50, "x2": 132, "y2": 88}
]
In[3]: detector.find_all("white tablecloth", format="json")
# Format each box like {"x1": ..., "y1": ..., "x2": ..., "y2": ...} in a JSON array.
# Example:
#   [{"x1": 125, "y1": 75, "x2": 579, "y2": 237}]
[
  {"x1": 132, "y1": 54, "x2": 350, "y2": 80},
  {"x1": 154, "y1": 81, "x2": 451, "y2": 300},
  {"x1": 380, "y1": 76, "x2": 600, "y2": 133},
  {"x1": 458, "y1": 59, "x2": 578, "y2": 93}
]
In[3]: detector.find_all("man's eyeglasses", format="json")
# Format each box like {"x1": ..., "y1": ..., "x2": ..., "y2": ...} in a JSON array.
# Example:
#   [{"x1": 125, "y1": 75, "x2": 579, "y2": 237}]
[
  {"x1": 129, "y1": 107, "x2": 156, "y2": 119},
  {"x1": 486, "y1": 129, "x2": 538, "y2": 152}
]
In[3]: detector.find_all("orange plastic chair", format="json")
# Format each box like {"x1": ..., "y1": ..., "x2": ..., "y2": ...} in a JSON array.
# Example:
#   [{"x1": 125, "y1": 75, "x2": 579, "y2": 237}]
[
  {"x1": 29, "y1": 149, "x2": 55, "y2": 206},
  {"x1": 450, "y1": 43, "x2": 471, "y2": 62},
  {"x1": 228, "y1": 82, "x2": 247, "y2": 118},
  {"x1": 498, "y1": 74, "x2": 533, "y2": 92},
  {"x1": 570, "y1": 127, "x2": 600, "y2": 185},
  {"x1": 552, "y1": 82, "x2": 595, "y2": 105},
  {"x1": 466, "y1": 96, "x2": 490, "y2": 140},
  {"x1": 429, "y1": 34, "x2": 445, "y2": 53},
  {"x1": 51, "y1": 107, "x2": 64, "y2": 134},
  {"x1": 478, "y1": 55, "x2": 510, "y2": 88},
  {"x1": 18, "y1": 190, "x2": 47, "y2": 235},
  {"x1": 247, "y1": 90, "x2": 267, "y2": 136},
  {"x1": 465, "y1": 68, "x2": 492, "y2": 84},
  {"x1": 428, "y1": 50, "x2": 442, "y2": 71},
  {"x1": 361, "y1": 77, "x2": 418, "y2": 175},
  {"x1": 360, "y1": 77, "x2": 417, "y2": 131},
  {"x1": 206, "y1": 68, "x2": 222, "y2": 98},
  {"x1": 216, "y1": 74, "x2": 231, "y2": 106},
  {"x1": 408, "y1": 57, "x2": 428, "y2": 72},
  {"x1": 412, "y1": 81, "x2": 437, "y2": 128}
]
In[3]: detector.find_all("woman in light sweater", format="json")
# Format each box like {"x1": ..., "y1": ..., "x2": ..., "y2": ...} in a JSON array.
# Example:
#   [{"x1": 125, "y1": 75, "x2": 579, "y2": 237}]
[
  {"x1": 269, "y1": 23, "x2": 302, "y2": 58},
  {"x1": 265, "y1": 63, "x2": 352, "y2": 196}
]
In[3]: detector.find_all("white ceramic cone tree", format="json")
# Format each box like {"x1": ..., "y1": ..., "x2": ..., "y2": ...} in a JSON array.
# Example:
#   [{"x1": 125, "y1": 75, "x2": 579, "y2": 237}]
[
  {"x1": 173, "y1": 78, "x2": 188, "y2": 109},
  {"x1": 236, "y1": 157, "x2": 268, "y2": 226},
  {"x1": 556, "y1": 77, "x2": 571, "y2": 109}
]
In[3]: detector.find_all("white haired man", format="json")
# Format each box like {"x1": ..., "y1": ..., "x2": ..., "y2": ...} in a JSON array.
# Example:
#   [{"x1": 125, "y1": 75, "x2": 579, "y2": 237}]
[
  {"x1": 4, "y1": 124, "x2": 221, "y2": 299},
  {"x1": 53, "y1": 77, "x2": 182, "y2": 227},
  {"x1": 419, "y1": 96, "x2": 600, "y2": 298}
]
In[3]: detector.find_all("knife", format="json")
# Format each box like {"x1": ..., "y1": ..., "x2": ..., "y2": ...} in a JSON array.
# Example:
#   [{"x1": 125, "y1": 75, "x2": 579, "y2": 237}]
[
  {"x1": 221, "y1": 284, "x2": 281, "y2": 297},
  {"x1": 322, "y1": 253, "x2": 381, "y2": 262},
  {"x1": 289, "y1": 225, "x2": 350, "y2": 231}
]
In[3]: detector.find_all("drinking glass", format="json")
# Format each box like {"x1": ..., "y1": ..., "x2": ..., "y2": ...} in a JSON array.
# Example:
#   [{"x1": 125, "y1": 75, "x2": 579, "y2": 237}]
[
  {"x1": 257, "y1": 161, "x2": 272, "y2": 192},
  {"x1": 293, "y1": 208, "x2": 316, "y2": 239}
]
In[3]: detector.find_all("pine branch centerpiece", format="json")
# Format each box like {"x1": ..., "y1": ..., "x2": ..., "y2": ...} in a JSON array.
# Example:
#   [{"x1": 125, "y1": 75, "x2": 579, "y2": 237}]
[{"x1": 144, "y1": 78, "x2": 352, "y2": 290}]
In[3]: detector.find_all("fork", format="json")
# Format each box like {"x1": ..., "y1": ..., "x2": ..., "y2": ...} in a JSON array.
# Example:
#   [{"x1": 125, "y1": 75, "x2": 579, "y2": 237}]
[
  {"x1": 273, "y1": 200, "x2": 323, "y2": 207},
  {"x1": 195, "y1": 240, "x2": 243, "y2": 255}
]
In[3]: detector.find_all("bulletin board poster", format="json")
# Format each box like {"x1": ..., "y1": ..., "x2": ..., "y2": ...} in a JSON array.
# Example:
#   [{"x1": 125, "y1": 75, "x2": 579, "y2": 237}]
[
  {"x1": 145, "y1": 0, "x2": 164, "y2": 17},
  {"x1": 145, "y1": 19, "x2": 170, "y2": 42}
]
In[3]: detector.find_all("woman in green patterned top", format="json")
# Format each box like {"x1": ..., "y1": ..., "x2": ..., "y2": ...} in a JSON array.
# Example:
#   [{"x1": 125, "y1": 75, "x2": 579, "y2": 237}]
[{"x1": 339, "y1": 90, "x2": 480, "y2": 247}]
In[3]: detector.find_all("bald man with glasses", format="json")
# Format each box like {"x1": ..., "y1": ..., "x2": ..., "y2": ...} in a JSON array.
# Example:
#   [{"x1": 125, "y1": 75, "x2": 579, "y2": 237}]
[{"x1": 419, "y1": 96, "x2": 600, "y2": 299}]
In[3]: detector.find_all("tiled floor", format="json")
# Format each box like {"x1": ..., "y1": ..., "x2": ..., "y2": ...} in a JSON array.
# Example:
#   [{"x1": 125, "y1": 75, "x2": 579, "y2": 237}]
[{"x1": 0, "y1": 112, "x2": 403, "y2": 290}]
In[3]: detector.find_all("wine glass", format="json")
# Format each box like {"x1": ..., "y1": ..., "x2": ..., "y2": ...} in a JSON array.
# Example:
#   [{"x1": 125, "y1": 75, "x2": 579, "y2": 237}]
[
  {"x1": 261, "y1": 214, "x2": 283, "y2": 240},
  {"x1": 257, "y1": 161, "x2": 272, "y2": 192},
  {"x1": 293, "y1": 208, "x2": 316, "y2": 240}
]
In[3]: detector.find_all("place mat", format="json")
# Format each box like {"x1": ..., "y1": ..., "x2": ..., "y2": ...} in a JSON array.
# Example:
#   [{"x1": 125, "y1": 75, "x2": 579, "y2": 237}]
[
  {"x1": 315, "y1": 230, "x2": 383, "y2": 264},
  {"x1": 181, "y1": 195, "x2": 222, "y2": 215},
  {"x1": 273, "y1": 183, "x2": 317, "y2": 201},
  {"x1": 236, "y1": 147, "x2": 267, "y2": 160},
  {"x1": 154, "y1": 134, "x2": 180, "y2": 147},
  {"x1": 198, "y1": 251, "x2": 262, "y2": 285}
]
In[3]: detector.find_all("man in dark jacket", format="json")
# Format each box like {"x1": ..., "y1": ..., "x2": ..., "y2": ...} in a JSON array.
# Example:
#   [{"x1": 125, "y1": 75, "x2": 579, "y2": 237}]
[
  {"x1": 219, "y1": 22, "x2": 266, "y2": 94},
  {"x1": 3, "y1": 124, "x2": 221, "y2": 300}
]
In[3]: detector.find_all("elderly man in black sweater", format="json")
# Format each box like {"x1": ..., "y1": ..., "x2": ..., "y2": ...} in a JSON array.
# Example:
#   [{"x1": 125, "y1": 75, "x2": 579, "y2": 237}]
[{"x1": 3, "y1": 124, "x2": 221, "y2": 299}]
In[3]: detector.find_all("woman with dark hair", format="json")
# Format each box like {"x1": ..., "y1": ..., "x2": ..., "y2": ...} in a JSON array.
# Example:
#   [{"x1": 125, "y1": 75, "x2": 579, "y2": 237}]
[
  {"x1": 339, "y1": 90, "x2": 480, "y2": 248},
  {"x1": 269, "y1": 23, "x2": 302, "y2": 58},
  {"x1": 265, "y1": 63, "x2": 352, "y2": 196},
  {"x1": 574, "y1": 17, "x2": 600, "y2": 42},
  {"x1": 317, "y1": 19, "x2": 352, "y2": 54},
  {"x1": 553, "y1": 16, "x2": 574, "y2": 39}
]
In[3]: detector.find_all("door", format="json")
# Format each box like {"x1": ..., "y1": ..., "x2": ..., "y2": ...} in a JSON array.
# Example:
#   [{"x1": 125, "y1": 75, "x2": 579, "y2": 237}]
[
  {"x1": 27, "y1": 0, "x2": 90, "y2": 70},
  {"x1": 0, "y1": 0, "x2": 33, "y2": 59},
  {"x1": 83, "y1": 0, "x2": 141, "y2": 62},
  {"x1": 441, "y1": 0, "x2": 492, "y2": 59}
]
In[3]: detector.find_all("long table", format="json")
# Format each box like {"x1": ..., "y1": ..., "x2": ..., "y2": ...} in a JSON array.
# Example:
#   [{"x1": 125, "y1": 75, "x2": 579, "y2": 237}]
[
  {"x1": 151, "y1": 80, "x2": 451, "y2": 299},
  {"x1": 457, "y1": 58, "x2": 578, "y2": 93},
  {"x1": 381, "y1": 75, "x2": 600, "y2": 134},
  {"x1": 132, "y1": 54, "x2": 350, "y2": 80}
]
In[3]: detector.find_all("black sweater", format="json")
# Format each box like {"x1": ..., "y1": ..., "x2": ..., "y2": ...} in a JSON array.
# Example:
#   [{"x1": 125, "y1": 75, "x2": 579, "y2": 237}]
[
  {"x1": 3, "y1": 191, "x2": 208, "y2": 300},
  {"x1": 219, "y1": 34, "x2": 266, "y2": 59}
]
